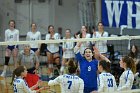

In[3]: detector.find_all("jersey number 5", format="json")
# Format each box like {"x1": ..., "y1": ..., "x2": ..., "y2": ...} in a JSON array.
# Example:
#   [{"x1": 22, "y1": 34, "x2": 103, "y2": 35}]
[
  {"x1": 67, "y1": 81, "x2": 72, "y2": 89},
  {"x1": 108, "y1": 78, "x2": 113, "y2": 87}
]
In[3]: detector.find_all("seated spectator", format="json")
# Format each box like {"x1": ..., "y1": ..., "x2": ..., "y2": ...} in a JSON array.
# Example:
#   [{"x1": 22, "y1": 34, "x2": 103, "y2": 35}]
[
  {"x1": 17, "y1": 44, "x2": 40, "y2": 88},
  {"x1": 128, "y1": 44, "x2": 140, "y2": 88}
]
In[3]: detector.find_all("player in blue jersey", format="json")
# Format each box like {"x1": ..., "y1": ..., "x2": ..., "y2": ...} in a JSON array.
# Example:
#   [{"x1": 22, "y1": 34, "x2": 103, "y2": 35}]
[
  {"x1": 74, "y1": 42, "x2": 110, "y2": 93},
  {"x1": 11, "y1": 66, "x2": 48, "y2": 93}
]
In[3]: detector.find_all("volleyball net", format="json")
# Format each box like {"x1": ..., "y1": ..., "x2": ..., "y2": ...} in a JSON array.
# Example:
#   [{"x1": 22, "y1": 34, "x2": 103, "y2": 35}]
[{"x1": 0, "y1": 35, "x2": 140, "y2": 93}]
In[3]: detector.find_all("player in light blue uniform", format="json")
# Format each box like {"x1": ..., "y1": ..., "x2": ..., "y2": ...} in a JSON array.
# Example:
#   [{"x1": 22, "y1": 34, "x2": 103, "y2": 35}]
[
  {"x1": 117, "y1": 56, "x2": 136, "y2": 91},
  {"x1": 11, "y1": 66, "x2": 48, "y2": 93},
  {"x1": 48, "y1": 59, "x2": 84, "y2": 93},
  {"x1": 97, "y1": 60, "x2": 117, "y2": 92}
]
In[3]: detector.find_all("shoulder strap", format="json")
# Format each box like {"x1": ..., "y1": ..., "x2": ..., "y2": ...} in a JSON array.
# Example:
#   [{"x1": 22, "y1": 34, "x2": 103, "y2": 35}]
[{"x1": 125, "y1": 70, "x2": 130, "y2": 84}]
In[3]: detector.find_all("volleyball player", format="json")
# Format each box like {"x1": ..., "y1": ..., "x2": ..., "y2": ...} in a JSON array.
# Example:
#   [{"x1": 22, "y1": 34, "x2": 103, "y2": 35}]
[
  {"x1": 48, "y1": 59, "x2": 84, "y2": 93},
  {"x1": 26, "y1": 23, "x2": 41, "y2": 56},
  {"x1": 76, "y1": 25, "x2": 91, "y2": 54},
  {"x1": 60, "y1": 29, "x2": 75, "y2": 75},
  {"x1": 45, "y1": 25, "x2": 60, "y2": 78},
  {"x1": 92, "y1": 22, "x2": 108, "y2": 55},
  {"x1": 1, "y1": 20, "x2": 19, "y2": 77},
  {"x1": 117, "y1": 56, "x2": 136, "y2": 91},
  {"x1": 97, "y1": 60, "x2": 117, "y2": 92},
  {"x1": 74, "y1": 42, "x2": 110, "y2": 93},
  {"x1": 11, "y1": 66, "x2": 48, "y2": 93}
]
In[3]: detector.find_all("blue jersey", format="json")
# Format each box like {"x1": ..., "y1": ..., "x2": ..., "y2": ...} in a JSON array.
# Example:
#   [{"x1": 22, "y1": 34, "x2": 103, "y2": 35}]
[{"x1": 76, "y1": 52, "x2": 98, "y2": 89}]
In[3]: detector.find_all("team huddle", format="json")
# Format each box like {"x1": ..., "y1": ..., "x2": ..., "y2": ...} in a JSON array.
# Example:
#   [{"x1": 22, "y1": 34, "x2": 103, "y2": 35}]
[{"x1": 0, "y1": 20, "x2": 136, "y2": 93}]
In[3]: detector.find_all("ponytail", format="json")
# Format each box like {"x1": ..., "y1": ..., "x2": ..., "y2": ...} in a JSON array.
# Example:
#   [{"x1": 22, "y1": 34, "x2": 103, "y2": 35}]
[
  {"x1": 11, "y1": 70, "x2": 16, "y2": 85},
  {"x1": 68, "y1": 59, "x2": 77, "y2": 74},
  {"x1": 130, "y1": 57, "x2": 136, "y2": 74},
  {"x1": 10, "y1": 66, "x2": 25, "y2": 85},
  {"x1": 123, "y1": 56, "x2": 136, "y2": 74},
  {"x1": 99, "y1": 60, "x2": 111, "y2": 73}
]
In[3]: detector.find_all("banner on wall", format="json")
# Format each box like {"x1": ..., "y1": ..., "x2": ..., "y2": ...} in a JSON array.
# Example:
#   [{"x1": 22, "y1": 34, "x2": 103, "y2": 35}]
[{"x1": 102, "y1": 0, "x2": 140, "y2": 28}]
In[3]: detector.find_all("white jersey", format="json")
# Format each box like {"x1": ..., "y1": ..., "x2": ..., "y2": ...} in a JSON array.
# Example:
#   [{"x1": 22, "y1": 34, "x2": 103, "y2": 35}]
[
  {"x1": 13, "y1": 77, "x2": 36, "y2": 93},
  {"x1": 48, "y1": 74, "x2": 84, "y2": 93},
  {"x1": 26, "y1": 31, "x2": 41, "y2": 48},
  {"x1": 97, "y1": 72, "x2": 117, "y2": 92},
  {"x1": 62, "y1": 37, "x2": 75, "y2": 58},
  {"x1": 117, "y1": 69, "x2": 134, "y2": 91},
  {"x1": 92, "y1": 31, "x2": 108, "y2": 53},
  {"x1": 45, "y1": 33, "x2": 60, "y2": 53},
  {"x1": 78, "y1": 33, "x2": 91, "y2": 54},
  {"x1": 5, "y1": 29, "x2": 19, "y2": 46}
]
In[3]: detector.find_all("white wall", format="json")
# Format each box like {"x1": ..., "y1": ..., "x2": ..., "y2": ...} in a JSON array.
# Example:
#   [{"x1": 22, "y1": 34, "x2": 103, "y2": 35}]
[
  {"x1": 0, "y1": 0, "x2": 16, "y2": 41},
  {"x1": 15, "y1": 0, "x2": 50, "y2": 36},
  {"x1": 54, "y1": 0, "x2": 80, "y2": 36},
  {"x1": 95, "y1": 0, "x2": 101, "y2": 25},
  {"x1": 0, "y1": 0, "x2": 100, "y2": 39},
  {"x1": 15, "y1": 0, "x2": 80, "y2": 37}
]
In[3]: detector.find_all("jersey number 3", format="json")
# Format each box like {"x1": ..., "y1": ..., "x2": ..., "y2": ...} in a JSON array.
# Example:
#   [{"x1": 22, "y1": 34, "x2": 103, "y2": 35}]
[
  {"x1": 67, "y1": 81, "x2": 72, "y2": 89},
  {"x1": 108, "y1": 78, "x2": 113, "y2": 87},
  {"x1": 13, "y1": 84, "x2": 17, "y2": 92}
]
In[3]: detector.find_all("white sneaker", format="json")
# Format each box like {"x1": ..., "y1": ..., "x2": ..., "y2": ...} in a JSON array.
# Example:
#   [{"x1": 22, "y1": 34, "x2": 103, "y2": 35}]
[
  {"x1": 1, "y1": 71, "x2": 6, "y2": 77},
  {"x1": 49, "y1": 73, "x2": 54, "y2": 78},
  {"x1": 134, "y1": 72, "x2": 139, "y2": 78}
]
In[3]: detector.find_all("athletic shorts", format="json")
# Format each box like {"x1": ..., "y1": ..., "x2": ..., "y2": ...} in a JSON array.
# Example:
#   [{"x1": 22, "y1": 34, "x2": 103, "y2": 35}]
[
  {"x1": 7, "y1": 45, "x2": 18, "y2": 51},
  {"x1": 31, "y1": 48, "x2": 38, "y2": 52},
  {"x1": 46, "y1": 48, "x2": 59, "y2": 54},
  {"x1": 84, "y1": 87, "x2": 97, "y2": 93}
]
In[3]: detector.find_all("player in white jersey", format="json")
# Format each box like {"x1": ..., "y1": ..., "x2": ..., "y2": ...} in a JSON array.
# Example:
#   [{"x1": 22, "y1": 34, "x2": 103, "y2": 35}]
[
  {"x1": 11, "y1": 66, "x2": 48, "y2": 93},
  {"x1": 26, "y1": 23, "x2": 41, "y2": 56},
  {"x1": 45, "y1": 25, "x2": 60, "y2": 78},
  {"x1": 48, "y1": 59, "x2": 84, "y2": 93},
  {"x1": 76, "y1": 25, "x2": 91, "y2": 55},
  {"x1": 60, "y1": 29, "x2": 75, "y2": 75},
  {"x1": 1, "y1": 20, "x2": 19, "y2": 77},
  {"x1": 117, "y1": 56, "x2": 136, "y2": 91},
  {"x1": 97, "y1": 60, "x2": 117, "y2": 92},
  {"x1": 92, "y1": 22, "x2": 108, "y2": 55}
]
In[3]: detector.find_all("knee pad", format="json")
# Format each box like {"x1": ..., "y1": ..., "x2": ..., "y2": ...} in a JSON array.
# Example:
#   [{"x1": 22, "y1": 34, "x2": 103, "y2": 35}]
[{"x1": 5, "y1": 56, "x2": 10, "y2": 65}]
